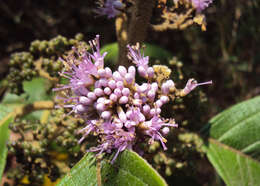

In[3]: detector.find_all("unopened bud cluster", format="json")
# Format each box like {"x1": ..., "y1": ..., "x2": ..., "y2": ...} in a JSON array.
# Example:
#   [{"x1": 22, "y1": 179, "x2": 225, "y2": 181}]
[{"x1": 55, "y1": 35, "x2": 212, "y2": 162}]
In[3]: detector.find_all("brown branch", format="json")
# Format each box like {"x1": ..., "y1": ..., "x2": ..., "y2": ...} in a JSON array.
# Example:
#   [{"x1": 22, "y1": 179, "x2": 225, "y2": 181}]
[
  {"x1": 35, "y1": 58, "x2": 59, "y2": 83},
  {"x1": 115, "y1": 13, "x2": 129, "y2": 66},
  {"x1": 14, "y1": 101, "x2": 54, "y2": 119}
]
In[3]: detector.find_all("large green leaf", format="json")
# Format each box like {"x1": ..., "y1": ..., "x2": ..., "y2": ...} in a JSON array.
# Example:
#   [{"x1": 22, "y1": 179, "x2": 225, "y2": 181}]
[
  {"x1": 202, "y1": 96, "x2": 260, "y2": 186},
  {"x1": 57, "y1": 150, "x2": 167, "y2": 186},
  {"x1": 0, "y1": 114, "x2": 13, "y2": 182},
  {"x1": 101, "y1": 43, "x2": 173, "y2": 63}
]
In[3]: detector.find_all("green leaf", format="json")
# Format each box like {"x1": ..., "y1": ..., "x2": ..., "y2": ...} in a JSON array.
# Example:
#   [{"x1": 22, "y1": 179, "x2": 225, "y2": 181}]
[
  {"x1": 202, "y1": 96, "x2": 260, "y2": 186},
  {"x1": 22, "y1": 77, "x2": 52, "y2": 120},
  {"x1": 57, "y1": 150, "x2": 167, "y2": 186},
  {"x1": 23, "y1": 77, "x2": 51, "y2": 103},
  {"x1": 101, "y1": 43, "x2": 173, "y2": 63},
  {"x1": 0, "y1": 94, "x2": 23, "y2": 120},
  {"x1": 0, "y1": 114, "x2": 14, "y2": 182}
]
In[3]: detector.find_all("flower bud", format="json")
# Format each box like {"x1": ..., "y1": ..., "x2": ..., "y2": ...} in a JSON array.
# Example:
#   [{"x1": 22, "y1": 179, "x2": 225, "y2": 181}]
[
  {"x1": 147, "y1": 90, "x2": 155, "y2": 101},
  {"x1": 96, "y1": 103, "x2": 106, "y2": 111},
  {"x1": 138, "y1": 83, "x2": 148, "y2": 93},
  {"x1": 119, "y1": 96, "x2": 128, "y2": 104},
  {"x1": 162, "y1": 127, "x2": 170, "y2": 135},
  {"x1": 117, "y1": 106, "x2": 127, "y2": 122},
  {"x1": 114, "y1": 88, "x2": 122, "y2": 97},
  {"x1": 113, "y1": 71, "x2": 123, "y2": 81},
  {"x1": 108, "y1": 80, "x2": 116, "y2": 89},
  {"x1": 97, "y1": 97, "x2": 106, "y2": 103},
  {"x1": 125, "y1": 73, "x2": 134, "y2": 84},
  {"x1": 101, "y1": 111, "x2": 111, "y2": 120},
  {"x1": 87, "y1": 92, "x2": 97, "y2": 100},
  {"x1": 105, "y1": 67, "x2": 112, "y2": 78},
  {"x1": 104, "y1": 87, "x2": 112, "y2": 95},
  {"x1": 138, "y1": 66, "x2": 147, "y2": 77},
  {"x1": 118, "y1": 66, "x2": 127, "y2": 76},
  {"x1": 147, "y1": 67, "x2": 154, "y2": 78},
  {"x1": 109, "y1": 93, "x2": 118, "y2": 102},
  {"x1": 151, "y1": 82, "x2": 158, "y2": 92},
  {"x1": 79, "y1": 96, "x2": 92, "y2": 105},
  {"x1": 75, "y1": 104, "x2": 86, "y2": 114},
  {"x1": 150, "y1": 108, "x2": 156, "y2": 116},
  {"x1": 155, "y1": 100, "x2": 163, "y2": 108},
  {"x1": 160, "y1": 96, "x2": 169, "y2": 104},
  {"x1": 134, "y1": 92, "x2": 140, "y2": 99},
  {"x1": 161, "y1": 80, "x2": 174, "y2": 94},
  {"x1": 98, "y1": 68, "x2": 106, "y2": 77},
  {"x1": 128, "y1": 66, "x2": 136, "y2": 76},
  {"x1": 143, "y1": 104, "x2": 150, "y2": 114},
  {"x1": 94, "y1": 88, "x2": 104, "y2": 97},
  {"x1": 116, "y1": 81, "x2": 124, "y2": 89},
  {"x1": 122, "y1": 88, "x2": 130, "y2": 96},
  {"x1": 99, "y1": 78, "x2": 108, "y2": 87}
]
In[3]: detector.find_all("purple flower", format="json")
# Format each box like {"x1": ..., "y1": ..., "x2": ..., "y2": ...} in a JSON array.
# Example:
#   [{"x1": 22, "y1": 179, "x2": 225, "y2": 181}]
[
  {"x1": 191, "y1": 0, "x2": 213, "y2": 12},
  {"x1": 141, "y1": 116, "x2": 178, "y2": 150},
  {"x1": 182, "y1": 79, "x2": 212, "y2": 96},
  {"x1": 127, "y1": 45, "x2": 149, "y2": 77},
  {"x1": 88, "y1": 35, "x2": 107, "y2": 69},
  {"x1": 55, "y1": 35, "x2": 212, "y2": 163},
  {"x1": 95, "y1": 0, "x2": 124, "y2": 19},
  {"x1": 91, "y1": 120, "x2": 135, "y2": 163}
]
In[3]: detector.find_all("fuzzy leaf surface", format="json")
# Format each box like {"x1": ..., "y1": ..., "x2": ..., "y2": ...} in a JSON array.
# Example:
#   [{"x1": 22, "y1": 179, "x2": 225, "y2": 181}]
[
  {"x1": 57, "y1": 150, "x2": 167, "y2": 186},
  {"x1": 202, "y1": 96, "x2": 260, "y2": 186}
]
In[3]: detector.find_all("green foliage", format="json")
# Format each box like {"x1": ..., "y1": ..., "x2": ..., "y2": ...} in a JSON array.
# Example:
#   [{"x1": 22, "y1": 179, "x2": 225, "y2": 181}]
[
  {"x1": 0, "y1": 94, "x2": 24, "y2": 120},
  {"x1": 23, "y1": 77, "x2": 51, "y2": 103},
  {"x1": 5, "y1": 34, "x2": 85, "y2": 94},
  {"x1": 202, "y1": 96, "x2": 260, "y2": 186},
  {"x1": 206, "y1": 139, "x2": 260, "y2": 186},
  {"x1": 58, "y1": 150, "x2": 167, "y2": 186},
  {"x1": 0, "y1": 114, "x2": 14, "y2": 182}
]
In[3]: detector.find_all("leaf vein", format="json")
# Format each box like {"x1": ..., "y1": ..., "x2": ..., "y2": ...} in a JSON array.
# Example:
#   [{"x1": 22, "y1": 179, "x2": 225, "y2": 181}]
[{"x1": 217, "y1": 111, "x2": 260, "y2": 141}]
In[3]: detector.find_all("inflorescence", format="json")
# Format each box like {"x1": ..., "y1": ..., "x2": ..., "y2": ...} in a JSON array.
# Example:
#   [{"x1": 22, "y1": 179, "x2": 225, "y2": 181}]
[
  {"x1": 54, "y1": 35, "x2": 212, "y2": 163},
  {"x1": 95, "y1": 0, "x2": 214, "y2": 19}
]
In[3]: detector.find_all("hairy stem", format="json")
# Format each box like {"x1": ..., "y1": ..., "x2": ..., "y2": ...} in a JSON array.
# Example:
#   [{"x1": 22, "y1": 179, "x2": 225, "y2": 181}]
[
  {"x1": 128, "y1": 0, "x2": 155, "y2": 44},
  {"x1": 96, "y1": 157, "x2": 102, "y2": 186},
  {"x1": 116, "y1": 14, "x2": 128, "y2": 66}
]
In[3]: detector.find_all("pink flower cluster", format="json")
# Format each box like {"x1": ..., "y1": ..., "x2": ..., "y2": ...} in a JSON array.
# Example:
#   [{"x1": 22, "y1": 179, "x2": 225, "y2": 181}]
[{"x1": 55, "y1": 35, "x2": 212, "y2": 162}]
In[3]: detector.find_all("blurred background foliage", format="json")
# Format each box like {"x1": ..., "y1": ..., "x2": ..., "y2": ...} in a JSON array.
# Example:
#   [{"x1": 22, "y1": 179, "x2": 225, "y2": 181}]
[{"x1": 0, "y1": 0, "x2": 259, "y2": 185}]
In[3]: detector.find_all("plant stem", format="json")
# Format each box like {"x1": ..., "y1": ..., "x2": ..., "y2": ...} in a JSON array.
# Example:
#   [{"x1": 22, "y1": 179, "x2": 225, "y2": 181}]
[
  {"x1": 116, "y1": 0, "x2": 155, "y2": 67},
  {"x1": 96, "y1": 157, "x2": 102, "y2": 186},
  {"x1": 14, "y1": 101, "x2": 54, "y2": 118},
  {"x1": 115, "y1": 14, "x2": 128, "y2": 67}
]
